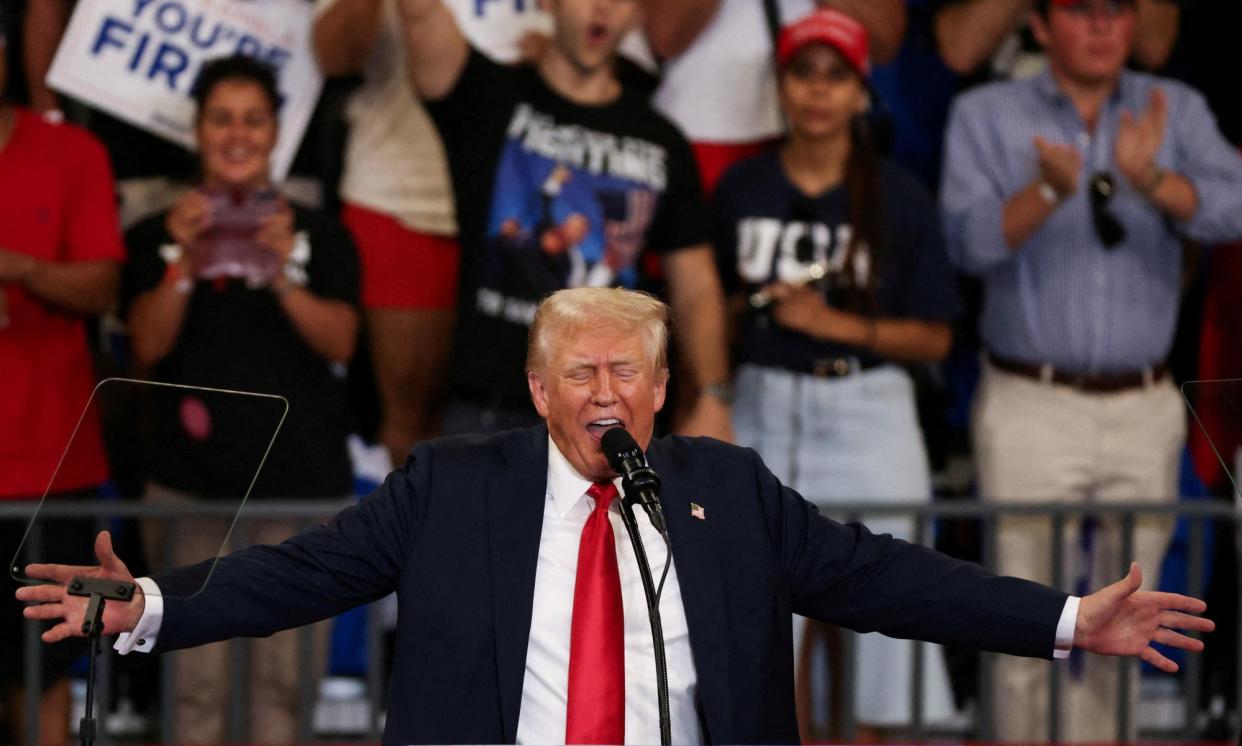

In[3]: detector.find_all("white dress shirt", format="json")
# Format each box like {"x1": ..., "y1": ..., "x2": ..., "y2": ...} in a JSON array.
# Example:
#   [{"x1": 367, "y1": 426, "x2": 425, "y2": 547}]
[
  {"x1": 116, "y1": 437, "x2": 1080, "y2": 738},
  {"x1": 516, "y1": 437, "x2": 701, "y2": 744}
]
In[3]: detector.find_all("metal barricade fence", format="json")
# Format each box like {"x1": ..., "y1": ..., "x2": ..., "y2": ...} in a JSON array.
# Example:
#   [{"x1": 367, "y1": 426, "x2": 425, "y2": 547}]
[{"x1": 4, "y1": 499, "x2": 1239, "y2": 744}]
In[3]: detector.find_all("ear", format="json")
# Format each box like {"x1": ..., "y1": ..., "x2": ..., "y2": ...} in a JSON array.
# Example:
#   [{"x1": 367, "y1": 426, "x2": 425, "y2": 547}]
[
  {"x1": 858, "y1": 90, "x2": 872, "y2": 115},
  {"x1": 653, "y1": 368, "x2": 669, "y2": 414},
  {"x1": 528, "y1": 371, "x2": 551, "y2": 418}
]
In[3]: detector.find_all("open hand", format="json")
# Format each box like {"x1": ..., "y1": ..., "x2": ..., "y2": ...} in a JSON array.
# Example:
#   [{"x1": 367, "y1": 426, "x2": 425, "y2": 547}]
[
  {"x1": 15, "y1": 531, "x2": 145, "y2": 643},
  {"x1": 1074, "y1": 562, "x2": 1214, "y2": 672},
  {"x1": 1115, "y1": 88, "x2": 1168, "y2": 191},
  {"x1": 1034, "y1": 136, "x2": 1083, "y2": 198}
]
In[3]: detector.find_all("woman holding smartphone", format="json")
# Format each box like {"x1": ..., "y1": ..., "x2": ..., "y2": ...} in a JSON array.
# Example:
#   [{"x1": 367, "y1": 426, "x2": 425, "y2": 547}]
[
  {"x1": 122, "y1": 55, "x2": 359, "y2": 744},
  {"x1": 712, "y1": 10, "x2": 962, "y2": 738}
]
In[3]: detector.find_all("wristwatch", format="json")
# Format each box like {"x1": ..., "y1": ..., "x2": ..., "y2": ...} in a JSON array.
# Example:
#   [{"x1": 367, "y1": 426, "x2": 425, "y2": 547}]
[{"x1": 703, "y1": 382, "x2": 735, "y2": 405}]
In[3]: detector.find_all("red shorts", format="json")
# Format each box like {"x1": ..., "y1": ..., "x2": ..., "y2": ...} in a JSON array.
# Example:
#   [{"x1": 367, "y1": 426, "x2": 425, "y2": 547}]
[
  {"x1": 691, "y1": 139, "x2": 777, "y2": 198},
  {"x1": 342, "y1": 202, "x2": 460, "y2": 310}
]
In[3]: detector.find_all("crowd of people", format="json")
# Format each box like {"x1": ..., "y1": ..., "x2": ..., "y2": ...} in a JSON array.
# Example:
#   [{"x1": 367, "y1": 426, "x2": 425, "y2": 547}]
[{"x1": 3, "y1": 0, "x2": 1242, "y2": 744}]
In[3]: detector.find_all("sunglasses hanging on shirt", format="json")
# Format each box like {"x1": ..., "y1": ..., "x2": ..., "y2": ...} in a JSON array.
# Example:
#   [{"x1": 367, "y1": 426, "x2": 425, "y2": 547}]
[{"x1": 1089, "y1": 172, "x2": 1127, "y2": 249}]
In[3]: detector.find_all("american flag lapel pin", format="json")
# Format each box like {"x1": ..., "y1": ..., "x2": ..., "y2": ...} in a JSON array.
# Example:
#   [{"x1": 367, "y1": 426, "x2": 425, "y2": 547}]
[{"x1": 690, "y1": 502, "x2": 706, "y2": 521}]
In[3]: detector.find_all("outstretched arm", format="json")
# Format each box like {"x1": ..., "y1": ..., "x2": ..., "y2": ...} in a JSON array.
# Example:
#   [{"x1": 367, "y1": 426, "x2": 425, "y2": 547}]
[
  {"x1": 16, "y1": 448, "x2": 431, "y2": 651},
  {"x1": 313, "y1": 0, "x2": 386, "y2": 77},
  {"x1": 820, "y1": 0, "x2": 907, "y2": 64},
  {"x1": 934, "y1": 0, "x2": 1029, "y2": 76},
  {"x1": 396, "y1": 0, "x2": 470, "y2": 101},
  {"x1": 1132, "y1": 0, "x2": 1180, "y2": 72},
  {"x1": 1074, "y1": 562, "x2": 1213, "y2": 672},
  {"x1": 642, "y1": 0, "x2": 721, "y2": 61}
]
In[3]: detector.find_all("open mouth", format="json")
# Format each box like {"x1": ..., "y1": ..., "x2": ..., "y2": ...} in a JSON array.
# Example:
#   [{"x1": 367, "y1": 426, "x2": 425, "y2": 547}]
[
  {"x1": 585, "y1": 417, "x2": 623, "y2": 440},
  {"x1": 586, "y1": 22, "x2": 608, "y2": 45},
  {"x1": 222, "y1": 145, "x2": 256, "y2": 165}
]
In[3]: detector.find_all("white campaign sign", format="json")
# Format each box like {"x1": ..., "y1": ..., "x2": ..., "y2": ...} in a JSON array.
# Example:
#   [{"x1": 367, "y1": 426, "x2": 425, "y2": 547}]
[{"x1": 47, "y1": 0, "x2": 322, "y2": 181}]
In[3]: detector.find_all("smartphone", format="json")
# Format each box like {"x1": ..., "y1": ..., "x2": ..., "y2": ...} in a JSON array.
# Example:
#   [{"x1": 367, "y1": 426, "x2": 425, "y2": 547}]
[{"x1": 193, "y1": 187, "x2": 284, "y2": 284}]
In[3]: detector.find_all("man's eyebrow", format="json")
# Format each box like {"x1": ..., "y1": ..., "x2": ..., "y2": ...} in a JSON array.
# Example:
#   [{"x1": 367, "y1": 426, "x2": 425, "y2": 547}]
[{"x1": 558, "y1": 358, "x2": 641, "y2": 372}]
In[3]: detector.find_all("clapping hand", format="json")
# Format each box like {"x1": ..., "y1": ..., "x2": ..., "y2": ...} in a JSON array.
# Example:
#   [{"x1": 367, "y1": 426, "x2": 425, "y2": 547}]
[
  {"x1": 1034, "y1": 136, "x2": 1083, "y2": 198},
  {"x1": 1115, "y1": 88, "x2": 1168, "y2": 192},
  {"x1": 1074, "y1": 562, "x2": 1214, "y2": 672},
  {"x1": 14, "y1": 531, "x2": 145, "y2": 643}
]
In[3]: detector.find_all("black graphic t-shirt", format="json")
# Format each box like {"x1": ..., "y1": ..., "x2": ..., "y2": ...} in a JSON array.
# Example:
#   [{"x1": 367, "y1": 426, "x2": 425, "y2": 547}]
[
  {"x1": 122, "y1": 206, "x2": 360, "y2": 499},
  {"x1": 426, "y1": 50, "x2": 708, "y2": 407},
  {"x1": 713, "y1": 150, "x2": 962, "y2": 373}
]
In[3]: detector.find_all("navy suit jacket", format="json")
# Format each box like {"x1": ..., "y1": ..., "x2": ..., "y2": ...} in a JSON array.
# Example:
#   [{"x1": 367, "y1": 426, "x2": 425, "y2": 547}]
[{"x1": 155, "y1": 426, "x2": 1067, "y2": 745}]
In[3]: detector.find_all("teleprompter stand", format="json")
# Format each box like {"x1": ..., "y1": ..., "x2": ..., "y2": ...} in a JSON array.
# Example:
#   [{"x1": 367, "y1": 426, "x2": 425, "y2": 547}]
[{"x1": 66, "y1": 576, "x2": 137, "y2": 746}]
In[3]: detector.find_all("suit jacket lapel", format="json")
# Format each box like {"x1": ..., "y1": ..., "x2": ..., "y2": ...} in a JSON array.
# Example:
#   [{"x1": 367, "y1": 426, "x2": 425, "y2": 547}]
[
  {"x1": 488, "y1": 426, "x2": 549, "y2": 743},
  {"x1": 647, "y1": 439, "x2": 734, "y2": 742}
]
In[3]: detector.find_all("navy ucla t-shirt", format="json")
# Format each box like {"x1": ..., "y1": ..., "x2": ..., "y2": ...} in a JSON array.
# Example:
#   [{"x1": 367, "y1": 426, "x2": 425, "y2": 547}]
[
  {"x1": 712, "y1": 149, "x2": 961, "y2": 373},
  {"x1": 426, "y1": 50, "x2": 708, "y2": 407}
]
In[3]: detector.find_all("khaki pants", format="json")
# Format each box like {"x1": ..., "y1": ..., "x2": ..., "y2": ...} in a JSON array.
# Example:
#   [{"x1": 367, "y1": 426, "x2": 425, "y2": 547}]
[
  {"x1": 973, "y1": 363, "x2": 1185, "y2": 742},
  {"x1": 143, "y1": 483, "x2": 331, "y2": 744}
]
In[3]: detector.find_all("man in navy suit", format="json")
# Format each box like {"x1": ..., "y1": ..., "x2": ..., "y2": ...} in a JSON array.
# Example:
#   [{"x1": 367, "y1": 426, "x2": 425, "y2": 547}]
[{"x1": 18, "y1": 288, "x2": 1213, "y2": 744}]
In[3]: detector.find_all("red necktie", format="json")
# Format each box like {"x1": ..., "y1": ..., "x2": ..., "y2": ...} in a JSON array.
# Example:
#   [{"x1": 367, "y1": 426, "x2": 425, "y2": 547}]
[{"x1": 565, "y1": 481, "x2": 625, "y2": 744}]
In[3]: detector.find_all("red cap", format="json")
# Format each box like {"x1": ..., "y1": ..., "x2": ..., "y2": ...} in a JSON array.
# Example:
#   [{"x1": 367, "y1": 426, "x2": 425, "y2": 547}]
[{"x1": 776, "y1": 9, "x2": 871, "y2": 80}]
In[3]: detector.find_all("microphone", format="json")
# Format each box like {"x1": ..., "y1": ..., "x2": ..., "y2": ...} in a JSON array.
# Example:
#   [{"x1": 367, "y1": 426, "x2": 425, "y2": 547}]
[
  {"x1": 600, "y1": 428, "x2": 667, "y2": 539},
  {"x1": 600, "y1": 427, "x2": 674, "y2": 746}
]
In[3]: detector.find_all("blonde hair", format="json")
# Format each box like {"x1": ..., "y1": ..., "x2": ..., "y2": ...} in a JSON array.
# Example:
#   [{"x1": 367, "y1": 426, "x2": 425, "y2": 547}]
[{"x1": 526, "y1": 288, "x2": 669, "y2": 373}]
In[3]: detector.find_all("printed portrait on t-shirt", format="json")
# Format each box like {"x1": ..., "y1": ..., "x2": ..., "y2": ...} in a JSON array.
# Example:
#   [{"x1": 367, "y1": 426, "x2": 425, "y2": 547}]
[{"x1": 480, "y1": 102, "x2": 664, "y2": 323}]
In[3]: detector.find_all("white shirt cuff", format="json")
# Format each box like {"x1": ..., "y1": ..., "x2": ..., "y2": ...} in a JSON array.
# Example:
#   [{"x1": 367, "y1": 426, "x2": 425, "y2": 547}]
[
  {"x1": 113, "y1": 577, "x2": 164, "y2": 655},
  {"x1": 1053, "y1": 596, "x2": 1080, "y2": 659}
]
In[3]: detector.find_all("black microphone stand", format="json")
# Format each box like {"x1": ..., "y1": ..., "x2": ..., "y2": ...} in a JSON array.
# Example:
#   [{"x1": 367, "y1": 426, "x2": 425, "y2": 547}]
[
  {"x1": 617, "y1": 499, "x2": 671, "y2": 746},
  {"x1": 66, "y1": 576, "x2": 136, "y2": 746}
]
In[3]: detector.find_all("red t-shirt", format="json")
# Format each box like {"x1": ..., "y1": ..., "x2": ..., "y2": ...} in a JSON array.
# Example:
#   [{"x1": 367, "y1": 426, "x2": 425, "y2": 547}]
[{"x1": 0, "y1": 109, "x2": 125, "y2": 499}]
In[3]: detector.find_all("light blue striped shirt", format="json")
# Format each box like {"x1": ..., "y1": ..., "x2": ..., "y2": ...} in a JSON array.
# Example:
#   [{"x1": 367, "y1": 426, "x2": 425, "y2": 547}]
[{"x1": 941, "y1": 69, "x2": 1242, "y2": 373}]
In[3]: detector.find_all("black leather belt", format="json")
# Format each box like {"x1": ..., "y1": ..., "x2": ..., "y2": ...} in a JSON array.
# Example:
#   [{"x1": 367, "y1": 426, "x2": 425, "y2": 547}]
[
  {"x1": 798, "y1": 357, "x2": 885, "y2": 379},
  {"x1": 987, "y1": 352, "x2": 1167, "y2": 393}
]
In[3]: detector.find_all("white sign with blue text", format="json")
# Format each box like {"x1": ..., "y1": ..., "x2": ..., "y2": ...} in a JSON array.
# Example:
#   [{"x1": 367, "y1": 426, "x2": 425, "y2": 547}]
[{"x1": 47, "y1": 0, "x2": 322, "y2": 181}]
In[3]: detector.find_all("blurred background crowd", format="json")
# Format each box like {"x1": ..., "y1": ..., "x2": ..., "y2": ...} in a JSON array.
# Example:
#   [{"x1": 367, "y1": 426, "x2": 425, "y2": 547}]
[{"x1": 2, "y1": 0, "x2": 1241, "y2": 744}]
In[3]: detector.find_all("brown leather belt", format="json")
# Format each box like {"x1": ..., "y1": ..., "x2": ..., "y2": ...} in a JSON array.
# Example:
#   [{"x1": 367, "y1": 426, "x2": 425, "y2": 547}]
[{"x1": 987, "y1": 352, "x2": 1168, "y2": 393}]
